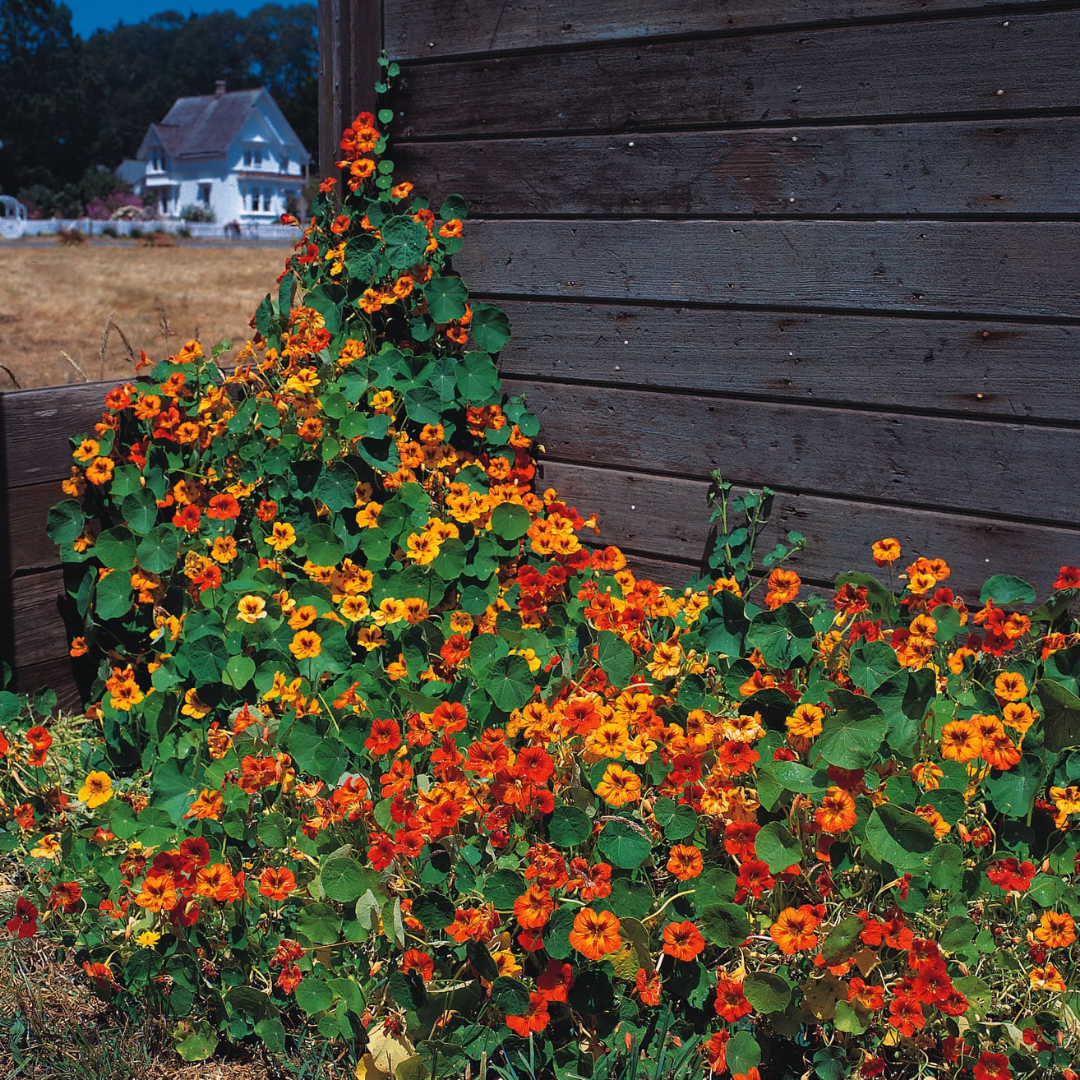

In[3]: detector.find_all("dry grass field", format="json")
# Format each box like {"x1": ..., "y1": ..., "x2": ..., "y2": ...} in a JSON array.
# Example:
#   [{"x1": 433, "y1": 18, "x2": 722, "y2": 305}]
[{"x1": 0, "y1": 239, "x2": 293, "y2": 390}]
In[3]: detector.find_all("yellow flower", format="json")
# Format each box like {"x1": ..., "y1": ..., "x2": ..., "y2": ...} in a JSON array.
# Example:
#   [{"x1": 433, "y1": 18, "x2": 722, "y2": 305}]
[
  {"x1": 136, "y1": 930, "x2": 162, "y2": 949},
  {"x1": 31, "y1": 833, "x2": 62, "y2": 860},
  {"x1": 289, "y1": 630, "x2": 322, "y2": 660},
  {"x1": 647, "y1": 640, "x2": 683, "y2": 680},
  {"x1": 264, "y1": 522, "x2": 297, "y2": 551},
  {"x1": 236, "y1": 595, "x2": 268, "y2": 623},
  {"x1": 78, "y1": 771, "x2": 113, "y2": 808},
  {"x1": 595, "y1": 763, "x2": 641, "y2": 807}
]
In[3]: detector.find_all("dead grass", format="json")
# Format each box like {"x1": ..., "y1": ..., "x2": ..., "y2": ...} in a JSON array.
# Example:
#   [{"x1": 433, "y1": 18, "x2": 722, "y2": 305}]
[{"x1": 0, "y1": 238, "x2": 292, "y2": 390}]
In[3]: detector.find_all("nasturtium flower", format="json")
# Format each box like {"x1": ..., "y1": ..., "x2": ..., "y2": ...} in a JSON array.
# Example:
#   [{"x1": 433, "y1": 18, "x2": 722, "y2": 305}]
[
  {"x1": 594, "y1": 762, "x2": 641, "y2": 807},
  {"x1": 1034, "y1": 910, "x2": 1076, "y2": 948},
  {"x1": 714, "y1": 975, "x2": 752, "y2": 1021},
  {"x1": 994, "y1": 671, "x2": 1028, "y2": 702},
  {"x1": 30, "y1": 834, "x2": 61, "y2": 860},
  {"x1": 568, "y1": 907, "x2": 621, "y2": 960},
  {"x1": 513, "y1": 885, "x2": 554, "y2": 929},
  {"x1": 78, "y1": 771, "x2": 113, "y2": 808},
  {"x1": 136, "y1": 930, "x2": 162, "y2": 948},
  {"x1": 770, "y1": 905, "x2": 820, "y2": 954},
  {"x1": 662, "y1": 920, "x2": 705, "y2": 961},
  {"x1": 764, "y1": 567, "x2": 801, "y2": 609},
  {"x1": 815, "y1": 786, "x2": 857, "y2": 834},
  {"x1": 939, "y1": 719, "x2": 983, "y2": 763},
  {"x1": 288, "y1": 630, "x2": 321, "y2": 659},
  {"x1": 264, "y1": 522, "x2": 297, "y2": 551},
  {"x1": 1029, "y1": 964, "x2": 1067, "y2": 992},
  {"x1": 505, "y1": 991, "x2": 549, "y2": 1037},
  {"x1": 259, "y1": 866, "x2": 297, "y2": 901},
  {"x1": 786, "y1": 703, "x2": 824, "y2": 739},
  {"x1": 666, "y1": 844, "x2": 704, "y2": 880},
  {"x1": 871, "y1": 537, "x2": 901, "y2": 565},
  {"x1": 236, "y1": 595, "x2": 267, "y2": 623},
  {"x1": 136, "y1": 871, "x2": 178, "y2": 912}
]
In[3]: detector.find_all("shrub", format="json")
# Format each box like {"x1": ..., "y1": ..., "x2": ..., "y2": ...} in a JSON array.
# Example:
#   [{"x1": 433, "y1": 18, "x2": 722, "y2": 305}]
[
  {"x1": 3, "y1": 62, "x2": 1079, "y2": 1079},
  {"x1": 180, "y1": 204, "x2": 215, "y2": 224}
]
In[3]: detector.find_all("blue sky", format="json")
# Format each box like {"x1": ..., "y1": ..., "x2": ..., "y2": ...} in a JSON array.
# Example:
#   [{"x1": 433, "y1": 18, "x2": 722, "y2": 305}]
[{"x1": 66, "y1": 0, "x2": 312, "y2": 39}]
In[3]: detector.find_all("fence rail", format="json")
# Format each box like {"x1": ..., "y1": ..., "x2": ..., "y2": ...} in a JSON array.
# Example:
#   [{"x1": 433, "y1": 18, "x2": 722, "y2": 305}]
[{"x1": 11, "y1": 219, "x2": 301, "y2": 242}]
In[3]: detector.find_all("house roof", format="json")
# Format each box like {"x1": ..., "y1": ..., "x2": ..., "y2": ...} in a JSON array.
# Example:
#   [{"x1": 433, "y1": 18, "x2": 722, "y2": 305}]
[{"x1": 140, "y1": 88, "x2": 310, "y2": 162}]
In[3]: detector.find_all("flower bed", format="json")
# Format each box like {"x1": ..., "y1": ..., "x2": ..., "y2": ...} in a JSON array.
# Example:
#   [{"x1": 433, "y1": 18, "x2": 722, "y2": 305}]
[{"x1": 2, "y1": 64, "x2": 1079, "y2": 1079}]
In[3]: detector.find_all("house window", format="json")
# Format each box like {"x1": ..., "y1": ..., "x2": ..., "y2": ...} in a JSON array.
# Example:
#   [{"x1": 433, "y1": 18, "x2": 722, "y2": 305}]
[
  {"x1": 243, "y1": 145, "x2": 264, "y2": 168},
  {"x1": 158, "y1": 188, "x2": 174, "y2": 215},
  {"x1": 280, "y1": 155, "x2": 290, "y2": 174},
  {"x1": 198, "y1": 183, "x2": 212, "y2": 205},
  {"x1": 263, "y1": 188, "x2": 273, "y2": 213},
  {"x1": 148, "y1": 149, "x2": 165, "y2": 172}
]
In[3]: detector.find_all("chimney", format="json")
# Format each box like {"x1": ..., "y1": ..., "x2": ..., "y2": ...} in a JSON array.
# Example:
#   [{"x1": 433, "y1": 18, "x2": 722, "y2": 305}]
[{"x1": 214, "y1": 80, "x2": 226, "y2": 99}]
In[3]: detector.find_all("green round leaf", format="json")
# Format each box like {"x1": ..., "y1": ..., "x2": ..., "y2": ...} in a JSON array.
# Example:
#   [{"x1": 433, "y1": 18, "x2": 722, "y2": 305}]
[
  {"x1": 303, "y1": 523, "x2": 345, "y2": 566},
  {"x1": 294, "y1": 978, "x2": 334, "y2": 1015},
  {"x1": 95, "y1": 526, "x2": 136, "y2": 570},
  {"x1": 742, "y1": 971, "x2": 792, "y2": 1014},
  {"x1": 746, "y1": 604, "x2": 815, "y2": 668},
  {"x1": 979, "y1": 574, "x2": 1037, "y2": 606},
  {"x1": 490, "y1": 976, "x2": 530, "y2": 1015},
  {"x1": 95, "y1": 571, "x2": 133, "y2": 620},
  {"x1": 698, "y1": 902, "x2": 751, "y2": 947},
  {"x1": 755, "y1": 820, "x2": 801, "y2": 873},
  {"x1": 486, "y1": 654, "x2": 534, "y2": 711},
  {"x1": 548, "y1": 804, "x2": 592, "y2": 848},
  {"x1": 490, "y1": 502, "x2": 531, "y2": 542},
  {"x1": 814, "y1": 690, "x2": 887, "y2": 770},
  {"x1": 482, "y1": 868, "x2": 526, "y2": 910},
  {"x1": 381, "y1": 215, "x2": 429, "y2": 269},
  {"x1": 412, "y1": 891, "x2": 455, "y2": 931},
  {"x1": 597, "y1": 631, "x2": 633, "y2": 689},
  {"x1": 864, "y1": 804, "x2": 936, "y2": 872},
  {"x1": 47, "y1": 499, "x2": 84, "y2": 545},
  {"x1": 439, "y1": 194, "x2": 468, "y2": 221},
  {"x1": 423, "y1": 275, "x2": 468, "y2": 323},
  {"x1": 468, "y1": 303, "x2": 511, "y2": 354},
  {"x1": 597, "y1": 818, "x2": 651, "y2": 869},
  {"x1": 457, "y1": 350, "x2": 499, "y2": 403},
  {"x1": 322, "y1": 857, "x2": 370, "y2": 903},
  {"x1": 136, "y1": 524, "x2": 181, "y2": 573}
]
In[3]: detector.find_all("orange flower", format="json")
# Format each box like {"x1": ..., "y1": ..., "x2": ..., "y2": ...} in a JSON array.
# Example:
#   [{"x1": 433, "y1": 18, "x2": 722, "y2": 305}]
[
  {"x1": 871, "y1": 538, "x2": 901, "y2": 565},
  {"x1": 994, "y1": 671, "x2": 1028, "y2": 702},
  {"x1": 595, "y1": 762, "x2": 641, "y2": 807},
  {"x1": 764, "y1": 567, "x2": 800, "y2": 609},
  {"x1": 662, "y1": 920, "x2": 705, "y2": 961},
  {"x1": 568, "y1": 907, "x2": 622, "y2": 960},
  {"x1": 195, "y1": 863, "x2": 241, "y2": 902},
  {"x1": 135, "y1": 871, "x2": 178, "y2": 912},
  {"x1": 289, "y1": 630, "x2": 322, "y2": 659},
  {"x1": 402, "y1": 949, "x2": 434, "y2": 982},
  {"x1": 636, "y1": 967, "x2": 661, "y2": 1005},
  {"x1": 714, "y1": 975, "x2": 752, "y2": 1021},
  {"x1": 769, "y1": 905, "x2": 820, "y2": 954},
  {"x1": 939, "y1": 719, "x2": 983, "y2": 763},
  {"x1": 666, "y1": 844, "x2": 704, "y2": 880},
  {"x1": 184, "y1": 788, "x2": 224, "y2": 820},
  {"x1": 513, "y1": 885, "x2": 554, "y2": 929},
  {"x1": 786, "y1": 703, "x2": 824, "y2": 739},
  {"x1": 1035, "y1": 910, "x2": 1076, "y2": 948},
  {"x1": 815, "y1": 786, "x2": 857, "y2": 834},
  {"x1": 505, "y1": 991, "x2": 549, "y2": 1037},
  {"x1": 259, "y1": 866, "x2": 297, "y2": 901},
  {"x1": 207, "y1": 493, "x2": 240, "y2": 519},
  {"x1": 847, "y1": 977, "x2": 884, "y2": 1011}
]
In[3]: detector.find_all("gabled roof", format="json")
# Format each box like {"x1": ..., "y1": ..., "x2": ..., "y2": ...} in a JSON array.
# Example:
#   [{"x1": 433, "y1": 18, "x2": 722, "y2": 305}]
[{"x1": 137, "y1": 87, "x2": 310, "y2": 163}]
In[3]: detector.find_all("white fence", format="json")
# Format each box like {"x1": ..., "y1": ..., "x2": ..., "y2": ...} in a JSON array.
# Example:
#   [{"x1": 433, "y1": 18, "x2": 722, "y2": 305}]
[{"x1": 15, "y1": 218, "x2": 300, "y2": 243}]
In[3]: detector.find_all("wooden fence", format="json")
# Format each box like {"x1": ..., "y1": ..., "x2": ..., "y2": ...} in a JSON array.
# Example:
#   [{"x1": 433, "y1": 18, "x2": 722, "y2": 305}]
[{"x1": 2, "y1": 0, "x2": 1079, "y2": 704}]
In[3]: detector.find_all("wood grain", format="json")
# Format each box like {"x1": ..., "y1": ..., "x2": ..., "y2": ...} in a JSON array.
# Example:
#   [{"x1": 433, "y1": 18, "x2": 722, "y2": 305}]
[
  {"x1": 457, "y1": 219, "x2": 1080, "y2": 319},
  {"x1": 395, "y1": 118, "x2": 1080, "y2": 217},
  {"x1": 393, "y1": 11, "x2": 1080, "y2": 138},
  {"x1": 12, "y1": 656, "x2": 86, "y2": 711},
  {"x1": 492, "y1": 301, "x2": 1080, "y2": 422},
  {"x1": 542, "y1": 461, "x2": 1080, "y2": 598},
  {"x1": 6, "y1": 481, "x2": 65, "y2": 576},
  {"x1": 387, "y1": 0, "x2": 1059, "y2": 59},
  {"x1": 510, "y1": 379, "x2": 1080, "y2": 524},
  {"x1": 11, "y1": 569, "x2": 76, "y2": 670}
]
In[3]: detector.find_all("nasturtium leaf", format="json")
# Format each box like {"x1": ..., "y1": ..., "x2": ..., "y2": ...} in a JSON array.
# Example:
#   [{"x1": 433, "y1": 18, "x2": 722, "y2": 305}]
[
  {"x1": 314, "y1": 467, "x2": 357, "y2": 513},
  {"x1": 490, "y1": 976, "x2": 531, "y2": 1015},
  {"x1": 548, "y1": 804, "x2": 592, "y2": 847},
  {"x1": 412, "y1": 892, "x2": 455, "y2": 931},
  {"x1": 457, "y1": 350, "x2": 500, "y2": 403},
  {"x1": 597, "y1": 819, "x2": 651, "y2": 869},
  {"x1": 769, "y1": 760, "x2": 829, "y2": 793},
  {"x1": 607, "y1": 877, "x2": 652, "y2": 920},
  {"x1": 875, "y1": 668, "x2": 936, "y2": 757},
  {"x1": 848, "y1": 640, "x2": 900, "y2": 694},
  {"x1": 930, "y1": 603, "x2": 962, "y2": 642},
  {"x1": 95, "y1": 571, "x2": 133, "y2": 621},
  {"x1": 1037, "y1": 679, "x2": 1080, "y2": 752},
  {"x1": 46, "y1": 499, "x2": 84, "y2": 545},
  {"x1": 257, "y1": 813, "x2": 289, "y2": 849},
  {"x1": 255, "y1": 1018, "x2": 285, "y2": 1055},
  {"x1": 465, "y1": 939, "x2": 500, "y2": 981},
  {"x1": 725, "y1": 1031, "x2": 761, "y2": 1075},
  {"x1": 742, "y1": 972, "x2": 791, "y2": 1014},
  {"x1": 984, "y1": 748, "x2": 1045, "y2": 815},
  {"x1": 404, "y1": 385, "x2": 443, "y2": 426},
  {"x1": 136, "y1": 525, "x2": 180, "y2": 573},
  {"x1": 295, "y1": 978, "x2": 334, "y2": 1015},
  {"x1": 339, "y1": 411, "x2": 368, "y2": 440},
  {"x1": 490, "y1": 501, "x2": 531, "y2": 542},
  {"x1": 939, "y1": 916, "x2": 977, "y2": 952},
  {"x1": 296, "y1": 904, "x2": 343, "y2": 946},
  {"x1": 183, "y1": 636, "x2": 228, "y2": 682},
  {"x1": 746, "y1": 604, "x2": 815, "y2": 668},
  {"x1": 483, "y1": 868, "x2": 526, "y2": 910},
  {"x1": 699, "y1": 589, "x2": 749, "y2": 658},
  {"x1": 929, "y1": 844, "x2": 964, "y2": 891},
  {"x1": 693, "y1": 867, "x2": 737, "y2": 912},
  {"x1": 468, "y1": 304, "x2": 511, "y2": 354},
  {"x1": 756, "y1": 820, "x2": 801, "y2": 873},
  {"x1": 980, "y1": 574, "x2": 1037, "y2": 606},
  {"x1": 173, "y1": 1019, "x2": 219, "y2": 1062},
  {"x1": 303, "y1": 523, "x2": 345, "y2": 566},
  {"x1": 322, "y1": 857, "x2": 370, "y2": 904},
  {"x1": 864, "y1": 805, "x2": 935, "y2": 871},
  {"x1": 820, "y1": 915, "x2": 866, "y2": 964},
  {"x1": 952, "y1": 975, "x2": 991, "y2": 1020},
  {"x1": 439, "y1": 194, "x2": 468, "y2": 221},
  {"x1": 832, "y1": 1000, "x2": 867, "y2": 1035},
  {"x1": 223, "y1": 654, "x2": 255, "y2": 689},
  {"x1": 662, "y1": 804, "x2": 697, "y2": 841},
  {"x1": 121, "y1": 489, "x2": 158, "y2": 535},
  {"x1": 814, "y1": 690, "x2": 887, "y2": 770},
  {"x1": 423, "y1": 275, "x2": 468, "y2": 323},
  {"x1": 698, "y1": 902, "x2": 750, "y2": 947},
  {"x1": 596, "y1": 631, "x2": 634, "y2": 689},
  {"x1": 381, "y1": 215, "x2": 429, "y2": 269},
  {"x1": 486, "y1": 654, "x2": 534, "y2": 711}
]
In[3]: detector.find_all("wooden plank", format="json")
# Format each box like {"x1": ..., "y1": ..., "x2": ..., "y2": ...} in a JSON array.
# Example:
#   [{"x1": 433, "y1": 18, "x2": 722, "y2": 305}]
[
  {"x1": 7, "y1": 481, "x2": 65, "y2": 576},
  {"x1": 492, "y1": 301, "x2": 1080, "y2": 423},
  {"x1": 11, "y1": 569, "x2": 73, "y2": 670},
  {"x1": 319, "y1": 0, "x2": 383, "y2": 173},
  {"x1": 393, "y1": 11, "x2": 1080, "y2": 138},
  {"x1": 396, "y1": 117, "x2": 1080, "y2": 217},
  {"x1": 509, "y1": 379, "x2": 1080, "y2": 524},
  {"x1": 543, "y1": 461, "x2": 1080, "y2": 599},
  {"x1": 456, "y1": 219, "x2": 1080, "y2": 319},
  {"x1": 387, "y1": 0, "x2": 1059, "y2": 59},
  {"x1": 0, "y1": 381, "x2": 113, "y2": 489},
  {"x1": 13, "y1": 656, "x2": 85, "y2": 712}
]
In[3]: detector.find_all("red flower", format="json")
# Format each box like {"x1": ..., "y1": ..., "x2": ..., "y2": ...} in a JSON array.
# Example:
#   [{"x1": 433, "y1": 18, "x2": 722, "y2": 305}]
[
  {"x1": 364, "y1": 718, "x2": 402, "y2": 755},
  {"x1": 974, "y1": 1052, "x2": 1012, "y2": 1080},
  {"x1": 172, "y1": 504, "x2": 201, "y2": 533},
  {"x1": 505, "y1": 991, "x2": 550, "y2": 1037},
  {"x1": 207, "y1": 493, "x2": 240, "y2": 519},
  {"x1": 537, "y1": 960, "x2": 574, "y2": 1002},
  {"x1": 6, "y1": 897, "x2": 38, "y2": 938},
  {"x1": 635, "y1": 967, "x2": 661, "y2": 1006},
  {"x1": 402, "y1": 949, "x2": 434, "y2": 983},
  {"x1": 1053, "y1": 565, "x2": 1080, "y2": 589}
]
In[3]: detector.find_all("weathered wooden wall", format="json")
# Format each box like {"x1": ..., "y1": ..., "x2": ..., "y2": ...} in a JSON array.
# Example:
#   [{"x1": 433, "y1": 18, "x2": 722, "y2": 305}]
[
  {"x1": 369, "y1": 0, "x2": 1080, "y2": 593},
  {"x1": 0, "y1": 384, "x2": 112, "y2": 708}
]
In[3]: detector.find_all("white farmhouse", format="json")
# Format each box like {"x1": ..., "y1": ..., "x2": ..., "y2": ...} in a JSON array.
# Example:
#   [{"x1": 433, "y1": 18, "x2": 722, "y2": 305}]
[{"x1": 119, "y1": 81, "x2": 311, "y2": 225}]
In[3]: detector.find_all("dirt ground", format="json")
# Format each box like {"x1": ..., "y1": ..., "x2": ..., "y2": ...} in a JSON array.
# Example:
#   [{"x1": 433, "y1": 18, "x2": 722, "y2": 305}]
[{"x1": 0, "y1": 238, "x2": 293, "y2": 390}]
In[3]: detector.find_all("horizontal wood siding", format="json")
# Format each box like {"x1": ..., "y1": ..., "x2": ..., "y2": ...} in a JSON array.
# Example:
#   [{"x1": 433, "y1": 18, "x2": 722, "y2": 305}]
[{"x1": 384, "y1": 0, "x2": 1080, "y2": 590}]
